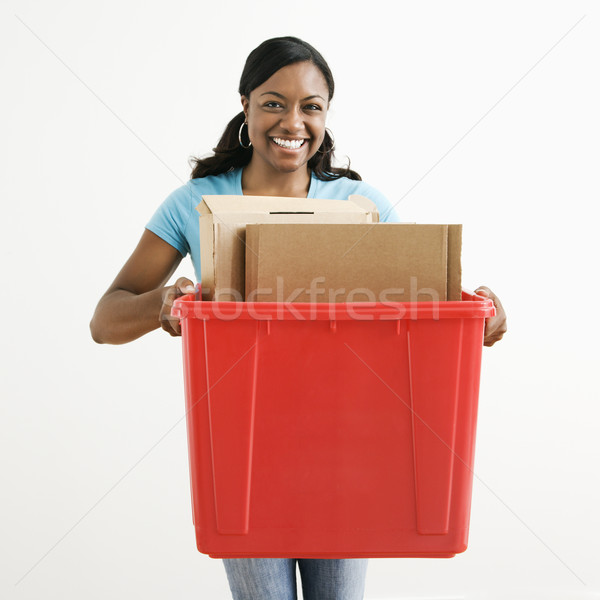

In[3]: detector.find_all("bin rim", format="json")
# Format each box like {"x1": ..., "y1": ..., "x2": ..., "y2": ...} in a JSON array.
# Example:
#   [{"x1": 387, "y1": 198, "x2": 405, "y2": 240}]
[{"x1": 172, "y1": 288, "x2": 495, "y2": 321}]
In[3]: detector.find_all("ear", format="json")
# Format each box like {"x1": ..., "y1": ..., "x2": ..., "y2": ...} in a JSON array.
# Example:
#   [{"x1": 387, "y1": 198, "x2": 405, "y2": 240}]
[{"x1": 240, "y1": 95, "x2": 249, "y2": 119}]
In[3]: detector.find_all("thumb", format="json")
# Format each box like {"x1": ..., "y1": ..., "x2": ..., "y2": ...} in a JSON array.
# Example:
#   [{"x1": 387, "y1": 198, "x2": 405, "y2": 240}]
[
  {"x1": 474, "y1": 287, "x2": 490, "y2": 298},
  {"x1": 175, "y1": 277, "x2": 196, "y2": 295}
]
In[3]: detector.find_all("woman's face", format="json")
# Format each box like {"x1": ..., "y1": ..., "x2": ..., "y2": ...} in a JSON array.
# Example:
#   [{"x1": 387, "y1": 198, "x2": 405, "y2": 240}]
[{"x1": 241, "y1": 61, "x2": 330, "y2": 175}]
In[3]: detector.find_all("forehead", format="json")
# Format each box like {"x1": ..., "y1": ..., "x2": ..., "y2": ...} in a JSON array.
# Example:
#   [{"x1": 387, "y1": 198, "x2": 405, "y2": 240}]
[{"x1": 252, "y1": 61, "x2": 329, "y2": 100}]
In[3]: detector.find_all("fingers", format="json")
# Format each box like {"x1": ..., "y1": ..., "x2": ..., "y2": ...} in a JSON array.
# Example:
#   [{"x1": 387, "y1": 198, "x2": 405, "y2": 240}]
[
  {"x1": 160, "y1": 286, "x2": 181, "y2": 336},
  {"x1": 483, "y1": 322, "x2": 507, "y2": 347},
  {"x1": 475, "y1": 286, "x2": 507, "y2": 347},
  {"x1": 160, "y1": 277, "x2": 196, "y2": 337}
]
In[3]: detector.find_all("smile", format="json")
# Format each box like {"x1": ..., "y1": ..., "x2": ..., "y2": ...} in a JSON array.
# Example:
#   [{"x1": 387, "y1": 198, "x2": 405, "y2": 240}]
[{"x1": 271, "y1": 137, "x2": 306, "y2": 150}]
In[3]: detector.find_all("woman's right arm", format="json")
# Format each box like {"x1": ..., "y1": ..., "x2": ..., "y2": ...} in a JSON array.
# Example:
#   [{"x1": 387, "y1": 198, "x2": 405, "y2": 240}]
[{"x1": 89, "y1": 229, "x2": 195, "y2": 345}]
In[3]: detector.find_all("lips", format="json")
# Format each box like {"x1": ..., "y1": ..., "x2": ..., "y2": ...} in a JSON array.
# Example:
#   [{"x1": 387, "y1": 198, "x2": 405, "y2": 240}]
[{"x1": 271, "y1": 137, "x2": 306, "y2": 150}]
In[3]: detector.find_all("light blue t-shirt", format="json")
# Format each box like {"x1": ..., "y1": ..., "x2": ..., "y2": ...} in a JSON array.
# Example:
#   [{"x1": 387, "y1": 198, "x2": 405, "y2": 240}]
[{"x1": 145, "y1": 167, "x2": 400, "y2": 283}]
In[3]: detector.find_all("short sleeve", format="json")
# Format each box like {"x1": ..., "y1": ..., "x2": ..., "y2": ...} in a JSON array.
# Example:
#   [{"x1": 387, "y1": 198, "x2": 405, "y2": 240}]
[{"x1": 145, "y1": 185, "x2": 193, "y2": 257}]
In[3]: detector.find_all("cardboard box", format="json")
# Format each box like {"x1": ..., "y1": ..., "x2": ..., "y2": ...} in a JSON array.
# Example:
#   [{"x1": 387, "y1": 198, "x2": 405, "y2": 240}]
[
  {"x1": 245, "y1": 223, "x2": 462, "y2": 302},
  {"x1": 197, "y1": 195, "x2": 379, "y2": 301}
]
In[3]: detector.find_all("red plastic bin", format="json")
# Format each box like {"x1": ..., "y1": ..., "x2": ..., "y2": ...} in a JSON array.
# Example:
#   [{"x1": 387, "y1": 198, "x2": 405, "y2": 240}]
[{"x1": 171, "y1": 290, "x2": 495, "y2": 558}]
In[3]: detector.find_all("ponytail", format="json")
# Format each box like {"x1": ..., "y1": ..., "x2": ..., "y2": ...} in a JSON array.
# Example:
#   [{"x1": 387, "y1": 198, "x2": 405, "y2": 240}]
[{"x1": 189, "y1": 112, "x2": 252, "y2": 179}]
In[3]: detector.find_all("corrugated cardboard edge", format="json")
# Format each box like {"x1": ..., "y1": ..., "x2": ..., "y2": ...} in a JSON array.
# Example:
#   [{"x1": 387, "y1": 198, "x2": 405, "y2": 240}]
[
  {"x1": 447, "y1": 225, "x2": 462, "y2": 301},
  {"x1": 441, "y1": 225, "x2": 448, "y2": 302},
  {"x1": 245, "y1": 225, "x2": 259, "y2": 301},
  {"x1": 199, "y1": 214, "x2": 215, "y2": 301}
]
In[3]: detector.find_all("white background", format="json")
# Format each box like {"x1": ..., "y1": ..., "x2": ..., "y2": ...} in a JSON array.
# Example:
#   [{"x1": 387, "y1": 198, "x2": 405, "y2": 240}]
[{"x1": 1, "y1": 1, "x2": 599, "y2": 599}]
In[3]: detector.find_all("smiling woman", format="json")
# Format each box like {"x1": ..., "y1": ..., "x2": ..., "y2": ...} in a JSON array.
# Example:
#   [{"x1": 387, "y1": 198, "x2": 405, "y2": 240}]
[
  {"x1": 89, "y1": 35, "x2": 507, "y2": 600},
  {"x1": 189, "y1": 37, "x2": 357, "y2": 188}
]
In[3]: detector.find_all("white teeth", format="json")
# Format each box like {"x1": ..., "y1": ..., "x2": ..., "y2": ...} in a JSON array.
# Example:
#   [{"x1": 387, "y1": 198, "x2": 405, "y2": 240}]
[{"x1": 273, "y1": 137, "x2": 304, "y2": 149}]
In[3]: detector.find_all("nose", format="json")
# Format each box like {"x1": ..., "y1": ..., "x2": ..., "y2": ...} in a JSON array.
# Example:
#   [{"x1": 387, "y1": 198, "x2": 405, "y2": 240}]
[{"x1": 279, "y1": 106, "x2": 304, "y2": 134}]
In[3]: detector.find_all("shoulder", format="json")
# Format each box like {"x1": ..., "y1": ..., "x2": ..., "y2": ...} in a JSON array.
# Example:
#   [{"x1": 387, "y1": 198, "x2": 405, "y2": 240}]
[
  {"x1": 189, "y1": 168, "x2": 241, "y2": 194},
  {"x1": 155, "y1": 169, "x2": 241, "y2": 212}
]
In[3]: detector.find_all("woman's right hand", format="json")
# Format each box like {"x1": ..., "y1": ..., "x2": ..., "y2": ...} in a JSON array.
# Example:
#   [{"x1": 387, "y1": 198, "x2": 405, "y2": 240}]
[
  {"x1": 160, "y1": 277, "x2": 196, "y2": 337},
  {"x1": 91, "y1": 230, "x2": 190, "y2": 345}
]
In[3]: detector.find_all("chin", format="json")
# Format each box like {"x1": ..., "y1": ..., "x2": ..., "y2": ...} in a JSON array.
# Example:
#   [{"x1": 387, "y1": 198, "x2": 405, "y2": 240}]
[
  {"x1": 272, "y1": 161, "x2": 308, "y2": 174},
  {"x1": 279, "y1": 165, "x2": 304, "y2": 173}
]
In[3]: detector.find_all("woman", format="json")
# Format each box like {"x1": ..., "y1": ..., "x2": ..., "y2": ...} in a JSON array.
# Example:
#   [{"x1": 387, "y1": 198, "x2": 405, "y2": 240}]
[{"x1": 90, "y1": 36, "x2": 507, "y2": 600}]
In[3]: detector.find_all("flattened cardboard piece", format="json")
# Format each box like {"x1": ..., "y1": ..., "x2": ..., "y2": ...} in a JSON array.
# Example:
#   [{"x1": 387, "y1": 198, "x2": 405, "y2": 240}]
[
  {"x1": 197, "y1": 195, "x2": 379, "y2": 301},
  {"x1": 245, "y1": 223, "x2": 451, "y2": 303}
]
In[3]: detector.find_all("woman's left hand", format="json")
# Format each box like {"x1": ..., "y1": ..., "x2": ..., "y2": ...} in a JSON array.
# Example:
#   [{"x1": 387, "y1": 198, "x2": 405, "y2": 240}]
[{"x1": 474, "y1": 286, "x2": 507, "y2": 347}]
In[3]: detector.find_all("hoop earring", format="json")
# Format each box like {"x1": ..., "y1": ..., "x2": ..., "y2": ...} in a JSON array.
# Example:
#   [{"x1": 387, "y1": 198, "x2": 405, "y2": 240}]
[
  {"x1": 238, "y1": 121, "x2": 252, "y2": 149},
  {"x1": 317, "y1": 128, "x2": 335, "y2": 154}
]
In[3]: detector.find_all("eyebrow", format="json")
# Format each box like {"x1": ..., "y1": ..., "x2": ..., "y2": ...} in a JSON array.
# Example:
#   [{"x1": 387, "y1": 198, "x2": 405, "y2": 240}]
[{"x1": 259, "y1": 91, "x2": 326, "y2": 102}]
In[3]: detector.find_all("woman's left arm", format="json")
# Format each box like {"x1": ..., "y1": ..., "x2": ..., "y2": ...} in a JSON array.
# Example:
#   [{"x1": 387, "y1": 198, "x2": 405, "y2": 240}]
[{"x1": 474, "y1": 286, "x2": 507, "y2": 347}]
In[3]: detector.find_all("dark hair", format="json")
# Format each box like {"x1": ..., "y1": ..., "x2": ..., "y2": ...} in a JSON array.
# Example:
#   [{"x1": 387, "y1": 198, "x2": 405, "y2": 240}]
[{"x1": 189, "y1": 36, "x2": 361, "y2": 181}]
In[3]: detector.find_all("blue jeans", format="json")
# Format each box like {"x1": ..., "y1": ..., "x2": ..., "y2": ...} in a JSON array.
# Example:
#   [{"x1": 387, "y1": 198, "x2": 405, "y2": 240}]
[{"x1": 223, "y1": 558, "x2": 369, "y2": 600}]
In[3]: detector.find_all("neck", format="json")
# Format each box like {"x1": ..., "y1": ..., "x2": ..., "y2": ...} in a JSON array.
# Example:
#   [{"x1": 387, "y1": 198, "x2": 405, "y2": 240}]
[{"x1": 241, "y1": 163, "x2": 311, "y2": 198}]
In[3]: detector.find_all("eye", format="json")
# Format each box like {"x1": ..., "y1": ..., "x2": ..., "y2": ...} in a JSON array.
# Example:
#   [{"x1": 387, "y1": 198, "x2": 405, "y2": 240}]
[
  {"x1": 264, "y1": 101, "x2": 283, "y2": 109},
  {"x1": 305, "y1": 104, "x2": 322, "y2": 111}
]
